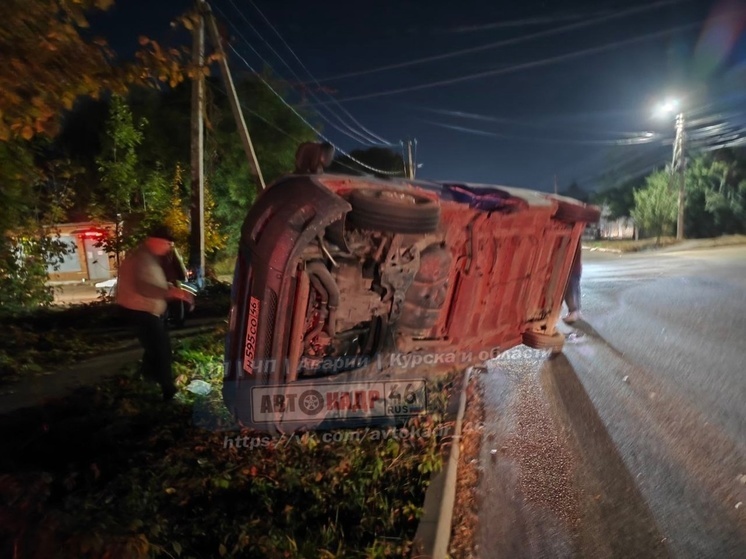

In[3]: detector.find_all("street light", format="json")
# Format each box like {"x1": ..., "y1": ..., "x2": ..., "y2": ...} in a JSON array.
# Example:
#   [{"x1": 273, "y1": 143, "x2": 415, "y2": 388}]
[
  {"x1": 654, "y1": 97, "x2": 680, "y2": 118},
  {"x1": 654, "y1": 97, "x2": 686, "y2": 240}
]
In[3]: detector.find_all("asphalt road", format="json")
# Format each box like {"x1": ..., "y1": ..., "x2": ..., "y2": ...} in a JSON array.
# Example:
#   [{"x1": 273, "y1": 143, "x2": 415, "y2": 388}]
[{"x1": 473, "y1": 245, "x2": 746, "y2": 559}]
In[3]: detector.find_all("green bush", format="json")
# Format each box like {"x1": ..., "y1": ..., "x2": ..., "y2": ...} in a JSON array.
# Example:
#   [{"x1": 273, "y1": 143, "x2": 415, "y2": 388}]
[{"x1": 0, "y1": 326, "x2": 456, "y2": 558}]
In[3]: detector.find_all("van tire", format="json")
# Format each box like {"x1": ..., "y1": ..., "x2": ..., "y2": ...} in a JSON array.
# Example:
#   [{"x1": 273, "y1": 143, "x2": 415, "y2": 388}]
[
  {"x1": 522, "y1": 330, "x2": 565, "y2": 353},
  {"x1": 348, "y1": 189, "x2": 440, "y2": 234}
]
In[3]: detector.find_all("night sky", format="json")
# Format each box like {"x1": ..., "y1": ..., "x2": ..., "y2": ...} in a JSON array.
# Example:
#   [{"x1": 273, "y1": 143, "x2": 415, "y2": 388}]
[{"x1": 95, "y1": 0, "x2": 746, "y2": 193}]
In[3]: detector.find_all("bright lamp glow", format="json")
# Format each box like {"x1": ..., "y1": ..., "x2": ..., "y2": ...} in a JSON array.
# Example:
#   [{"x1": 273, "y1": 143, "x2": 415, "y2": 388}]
[{"x1": 653, "y1": 98, "x2": 681, "y2": 118}]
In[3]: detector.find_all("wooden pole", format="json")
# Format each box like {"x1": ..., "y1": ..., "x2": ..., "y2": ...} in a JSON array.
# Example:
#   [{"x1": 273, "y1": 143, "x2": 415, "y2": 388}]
[
  {"x1": 189, "y1": 3, "x2": 206, "y2": 282},
  {"x1": 201, "y1": 1, "x2": 266, "y2": 190}
]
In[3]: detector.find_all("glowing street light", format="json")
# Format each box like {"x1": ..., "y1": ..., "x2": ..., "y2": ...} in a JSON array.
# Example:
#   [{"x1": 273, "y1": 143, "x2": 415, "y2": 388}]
[{"x1": 654, "y1": 97, "x2": 680, "y2": 119}]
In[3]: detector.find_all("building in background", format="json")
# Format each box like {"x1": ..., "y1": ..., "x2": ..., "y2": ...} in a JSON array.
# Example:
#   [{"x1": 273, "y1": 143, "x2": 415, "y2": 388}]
[
  {"x1": 47, "y1": 222, "x2": 117, "y2": 284},
  {"x1": 598, "y1": 205, "x2": 636, "y2": 239},
  {"x1": 600, "y1": 216, "x2": 636, "y2": 239}
]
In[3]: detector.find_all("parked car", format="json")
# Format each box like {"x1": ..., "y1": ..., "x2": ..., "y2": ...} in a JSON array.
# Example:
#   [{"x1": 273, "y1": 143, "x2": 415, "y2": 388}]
[{"x1": 223, "y1": 172, "x2": 599, "y2": 422}]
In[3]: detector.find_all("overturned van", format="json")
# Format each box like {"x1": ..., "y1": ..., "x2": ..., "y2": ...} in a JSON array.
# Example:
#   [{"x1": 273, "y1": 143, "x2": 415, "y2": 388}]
[{"x1": 222, "y1": 173, "x2": 599, "y2": 427}]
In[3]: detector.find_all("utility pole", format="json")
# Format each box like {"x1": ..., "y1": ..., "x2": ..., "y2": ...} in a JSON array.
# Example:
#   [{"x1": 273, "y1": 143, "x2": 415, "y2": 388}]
[
  {"x1": 187, "y1": 1, "x2": 266, "y2": 285},
  {"x1": 413, "y1": 138, "x2": 418, "y2": 179},
  {"x1": 407, "y1": 140, "x2": 414, "y2": 180},
  {"x1": 188, "y1": 1, "x2": 206, "y2": 286},
  {"x1": 672, "y1": 112, "x2": 686, "y2": 240},
  {"x1": 200, "y1": 0, "x2": 265, "y2": 190}
]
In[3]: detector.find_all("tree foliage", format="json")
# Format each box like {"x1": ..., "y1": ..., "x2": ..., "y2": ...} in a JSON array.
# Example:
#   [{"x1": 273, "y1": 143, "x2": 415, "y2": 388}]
[
  {"x1": 0, "y1": 0, "x2": 322, "y2": 310},
  {"x1": 604, "y1": 149, "x2": 746, "y2": 240},
  {"x1": 591, "y1": 180, "x2": 637, "y2": 220},
  {"x1": 161, "y1": 164, "x2": 226, "y2": 260},
  {"x1": 205, "y1": 77, "x2": 317, "y2": 249},
  {"x1": 0, "y1": 0, "x2": 198, "y2": 143},
  {"x1": 54, "y1": 74, "x2": 316, "y2": 271},
  {"x1": 94, "y1": 95, "x2": 145, "y2": 265},
  {"x1": 684, "y1": 154, "x2": 746, "y2": 238},
  {"x1": 0, "y1": 233, "x2": 68, "y2": 314},
  {"x1": 0, "y1": 0, "x2": 119, "y2": 141},
  {"x1": 96, "y1": 96, "x2": 144, "y2": 214},
  {"x1": 94, "y1": 96, "x2": 228, "y2": 263},
  {"x1": 0, "y1": 0, "x2": 200, "y2": 313},
  {"x1": 632, "y1": 170, "x2": 678, "y2": 242},
  {"x1": 0, "y1": 142, "x2": 75, "y2": 314}
]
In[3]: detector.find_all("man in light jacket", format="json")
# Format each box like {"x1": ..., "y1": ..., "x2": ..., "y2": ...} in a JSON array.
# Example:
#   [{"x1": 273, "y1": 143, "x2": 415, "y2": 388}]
[{"x1": 116, "y1": 225, "x2": 194, "y2": 400}]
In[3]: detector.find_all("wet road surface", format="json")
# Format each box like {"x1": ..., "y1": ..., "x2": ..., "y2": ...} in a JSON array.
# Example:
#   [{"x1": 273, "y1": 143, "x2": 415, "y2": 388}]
[{"x1": 473, "y1": 246, "x2": 746, "y2": 558}]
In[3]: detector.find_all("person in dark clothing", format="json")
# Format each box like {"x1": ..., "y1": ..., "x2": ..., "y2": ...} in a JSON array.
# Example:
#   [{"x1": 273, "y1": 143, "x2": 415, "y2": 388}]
[
  {"x1": 563, "y1": 239, "x2": 583, "y2": 324},
  {"x1": 116, "y1": 225, "x2": 194, "y2": 400},
  {"x1": 294, "y1": 141, "x2": 335, "y2": 174}
]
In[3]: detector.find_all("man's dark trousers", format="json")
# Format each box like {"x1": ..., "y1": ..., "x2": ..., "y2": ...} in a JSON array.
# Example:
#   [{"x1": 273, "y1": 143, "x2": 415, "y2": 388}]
[{"x1": 120, "y1": 307, "x2": 176, "y2": 398}]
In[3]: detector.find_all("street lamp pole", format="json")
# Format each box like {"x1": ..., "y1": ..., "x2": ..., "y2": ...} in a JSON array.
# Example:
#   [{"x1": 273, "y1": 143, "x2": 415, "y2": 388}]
[{"x1": 671, "y1": 112, "x2": 686, "y2": 240}]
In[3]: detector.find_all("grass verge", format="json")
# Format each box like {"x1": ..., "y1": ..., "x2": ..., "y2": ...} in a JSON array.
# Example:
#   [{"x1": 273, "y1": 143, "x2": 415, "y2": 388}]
[
  {"x1": 0, "y1": 325, "x2": 457, "y2": 559},
  {"x1": 585, "y1": 234, "x2": 746, "y2": 253},
  {"x1": 584, "y1": 237, "x2": 678, "y2": 253},
  {"x1": 0, "y1": 283, "x2": 231, "y2": 386}
]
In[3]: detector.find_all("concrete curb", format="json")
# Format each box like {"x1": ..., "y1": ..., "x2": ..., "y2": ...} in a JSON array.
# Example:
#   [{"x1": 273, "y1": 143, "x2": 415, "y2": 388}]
[
  {"x1": 413, "y1": 366, "x2": 472, "y2": 558},
  {"x1": 588, "y1": 247, "x2": 623, "y2": 254}
]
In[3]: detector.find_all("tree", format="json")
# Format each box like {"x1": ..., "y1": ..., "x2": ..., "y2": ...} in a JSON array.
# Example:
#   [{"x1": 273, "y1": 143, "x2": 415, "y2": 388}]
[
  {"x1": 0, "y1": 0, "x2": 195, "y2": 143},
  {"x1": 591, "y1": 180, "x2": 637, "y2": 220},
  {"x1": 632, "y1": 170, "x2": 678, "y2": 243},
  {"x1": 95, "y1": 95, "x2": 144, "y2": 265},
  {"x1": 205, "y1": 76, "x2": 317, "y2": 250},
  {"x1": 684, "y1": 155, "x2": 746, "y2": 238},
  {"x1": 161, "y1": 164, "x2": 226, "y2": 262},
  {"x1": 1, "y1": 0, "x2": 326, "y2": 300},
  {"x1": 0, "y1": 141, "x2": 75, "y2": 314},
  {"x1": 0, "y1": 0, "x2": 197, "y2": 313},
  {"x1": 0, "y1": 0, "x2": 120, "y2": 141}
]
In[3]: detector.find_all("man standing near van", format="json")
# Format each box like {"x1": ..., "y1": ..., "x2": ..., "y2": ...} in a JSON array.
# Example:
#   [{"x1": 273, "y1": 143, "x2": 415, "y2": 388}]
[
  {"x1": 563, "y1": 239, "x2": 583, "y2": 324},
  {"x1": 116, "y1": 225, "x2": 194, "y2": 400}
]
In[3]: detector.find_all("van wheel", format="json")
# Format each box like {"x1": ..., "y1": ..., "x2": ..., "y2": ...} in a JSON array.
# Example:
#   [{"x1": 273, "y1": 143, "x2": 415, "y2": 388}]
[
  {"x1": 522, "y1": 330, "x2": 564, "y2": 354},
  {"x1": 348, "y1": 189, "x2": 440, "y2": 234}
]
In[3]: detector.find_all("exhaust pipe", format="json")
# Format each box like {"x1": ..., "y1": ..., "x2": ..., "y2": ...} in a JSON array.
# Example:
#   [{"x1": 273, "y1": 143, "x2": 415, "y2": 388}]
[{"x1": 307, "y1": 261, "x2": 340, "y2": 337}]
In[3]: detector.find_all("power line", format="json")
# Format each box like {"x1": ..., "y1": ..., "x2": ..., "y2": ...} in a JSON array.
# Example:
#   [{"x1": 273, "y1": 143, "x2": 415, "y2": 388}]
[
  {"x1": 206, "y1": 80, "x2": 306, "y2": 143},
  {"x1": 310, "y1": 0, "x2": 687, "y2": 83},
  {"x1": 243, "y1": 0, "x2": 394, "y2": 147},
  {"x1": 225, "y1": 42, "x2": 403, "y2": 176},
  {"x1": 216, "y1": 2, "x2": 382, "y2": 147},
  {"x1": 319, "y1": 20, "x2": 711, "y2": 104},
  {"x1": 531, "y1": 101, "x2": 746, "y2": 190},
  {"x1": 449, "y1": 11, "x2": 611, "y2": 33},
  {"x1": 559, "y1": 115, "x2": 746, "y2": 189},
  {"x1": 566, "y1": 150, "x2": 669, "y2": 190},
  {"x1": 421, "y1": 119, "x2": 662, "y2": 146},
  {"x1": 698, "y1": 138, "x2": 746, "y2": 152},
  {"x1": 416, "y1": 105, "x2": 661, "y2": 137}
]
